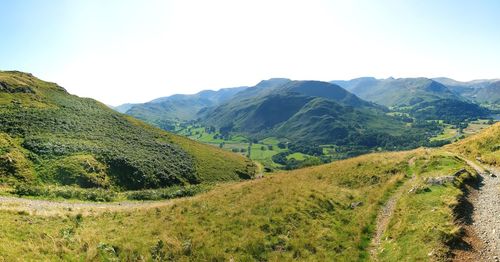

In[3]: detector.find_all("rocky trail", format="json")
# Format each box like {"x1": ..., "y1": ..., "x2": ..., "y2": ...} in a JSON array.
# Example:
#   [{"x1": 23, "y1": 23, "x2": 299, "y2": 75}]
[{"x1": 454, "y1": 160, "x2": 500, "y2": 261}]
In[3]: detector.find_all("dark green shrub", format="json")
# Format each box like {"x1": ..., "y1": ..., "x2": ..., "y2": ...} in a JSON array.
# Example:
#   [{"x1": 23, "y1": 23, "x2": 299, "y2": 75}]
[
  {"x1": 13, "y1": 184, "x2": 117, "y2": 202},
  {"x1": 126, "y1": 185, "x2": 208, "y2": 201}
]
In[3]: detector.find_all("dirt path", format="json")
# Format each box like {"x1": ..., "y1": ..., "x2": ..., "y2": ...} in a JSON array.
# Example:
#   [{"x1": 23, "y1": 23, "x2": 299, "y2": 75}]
[
  {"x1": 0, "y1": 196, "x2": 175, "y2": 216},
  {"x1": 454, "y1": 160, "x2": 500, "y2": 261},
  {"x1": 370, "y1": 157, "x2": 417, "y2": 260}
]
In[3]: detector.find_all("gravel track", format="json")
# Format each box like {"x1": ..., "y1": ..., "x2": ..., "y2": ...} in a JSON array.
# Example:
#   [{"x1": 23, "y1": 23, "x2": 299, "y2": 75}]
[{"x1": 461, "y1": 160, "x2": 500, "y2": 261}]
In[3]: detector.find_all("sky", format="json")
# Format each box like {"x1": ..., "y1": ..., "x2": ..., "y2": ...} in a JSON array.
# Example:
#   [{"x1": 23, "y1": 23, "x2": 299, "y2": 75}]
[{"x1": 1, "y1": 0, "x2": 500, "y2": 105}]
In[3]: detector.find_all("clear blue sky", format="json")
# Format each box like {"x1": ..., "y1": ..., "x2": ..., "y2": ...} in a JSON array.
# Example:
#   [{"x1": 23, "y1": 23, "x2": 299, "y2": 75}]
[{"x1": 1, "y1": 0, "x2": 499, "y2": 105}]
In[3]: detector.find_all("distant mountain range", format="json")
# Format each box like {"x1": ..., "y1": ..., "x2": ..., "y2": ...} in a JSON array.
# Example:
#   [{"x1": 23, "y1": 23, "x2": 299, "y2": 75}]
[
  {"x1": 331, "y1": 77, "x2": 460, "y2": 107},
  {"x1": 331, "y1": 77, "x2": 490, "y2": 123},
  {"x1": 114, "y1": 76, "x2": 495, "y2": 150},
  {"x1": 114, "y1": 86, "x2": 247, "y2": 128},
  {"x1": 433, "y1": 77, "x2": 500, "y2": 104}
]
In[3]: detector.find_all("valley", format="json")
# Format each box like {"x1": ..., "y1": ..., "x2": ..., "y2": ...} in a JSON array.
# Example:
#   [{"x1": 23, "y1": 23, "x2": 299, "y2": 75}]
[
  {"x1": 0, "y1": 71, "x2": 498, "y2": 261},
  {"x1": 119, "y1": 77, "x2": 497, "y2": 171},
  {"x1": 2, "y1": 1, "x2": 499, "y2": 260},
  {"x1": 0, "y1": 122, "x2": 497, "y2": 260}
]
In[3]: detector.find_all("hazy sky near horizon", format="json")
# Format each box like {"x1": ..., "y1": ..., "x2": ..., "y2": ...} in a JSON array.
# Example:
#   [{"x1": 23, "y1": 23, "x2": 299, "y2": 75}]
[{"x1": 1, "y1": 0, "x2": 500, "y2": 105}]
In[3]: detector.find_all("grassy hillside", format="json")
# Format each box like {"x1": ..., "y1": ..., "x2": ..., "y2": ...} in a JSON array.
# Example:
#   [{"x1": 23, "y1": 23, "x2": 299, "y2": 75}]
[
  {"x1": 1, "y1": 122, "x2": 497, "y2": 260},
  {"x1": 0, "y1": 150, "x2": 415, "y2": 260},
  {"x1": 0, "y1": 146, "x2": 480, "y2": 260},
  {"x1": 274, "y1": 98, "x2": 413, "y2": 145},
  {"x1": 0, "y1": 71, "x2": 255, "y2": 190},
  {"x1": 201, "y1": 80, "x2": 438, "y2": 148},
  {"x1": 378, "y1": 150, "x2": 478, "y2": 261},
  {"x1": 446, "y1": 122, "x2": 500, "y2": 165}
]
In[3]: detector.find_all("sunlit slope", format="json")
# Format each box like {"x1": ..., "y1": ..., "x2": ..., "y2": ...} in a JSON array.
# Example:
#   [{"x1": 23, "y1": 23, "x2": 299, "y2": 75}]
[
  {"x1": 0, "y1": 150, "x2": 416, "y2": 260},
  {"x1": 0, "y1": 147, "x2": 478, "y2": 260},
  {"x1": 0, "y1": 71, "x2": 255, "y2": 189},
  {"x1": 446, "y1": 122, "x2": 500, "y2": 165}
]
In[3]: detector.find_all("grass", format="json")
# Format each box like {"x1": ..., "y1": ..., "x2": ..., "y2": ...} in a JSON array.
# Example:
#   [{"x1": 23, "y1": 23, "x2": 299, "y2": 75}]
[
  {"x1": 286, "y1": 152, "x2": 308, "y2": 161},
  {"x1": 1, "y1": 71, "x2": 498, "y2": 260},
  {"x1": 462, "y1": 119, "x2": 492, "y2": 136},
  {"x1": 250, "y1": 143, "x2": 285, "y2": 160},
  {"x1": 430, "y1": 124, "x2": 458, "y2": 142},
  {"x1": 377, "y1": 150, "x2": 477, "y2": 261},
  {"x1": 0, "y1": 71, "x2": 256, "y2": 189},
  {"x1": 7, "y1": 183, "x2": 211, "y2": 202},
  {"x1": 0, "y1": 150, "x2": 416, "y2": 260},
  {"x1": 175, "y1": 125, "x2": 288, "y2": 168},
  {"x1": 0, "y1": 140, "x2": 496, "y2": 260},
  {"x1": 447, "y1": 122, "x2": 500, "y2": 165}
]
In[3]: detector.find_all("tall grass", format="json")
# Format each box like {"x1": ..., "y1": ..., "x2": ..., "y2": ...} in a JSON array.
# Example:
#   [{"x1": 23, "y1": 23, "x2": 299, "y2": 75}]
[{"x1": 0, "y1": 150, "x2": 416, "y2": 260}]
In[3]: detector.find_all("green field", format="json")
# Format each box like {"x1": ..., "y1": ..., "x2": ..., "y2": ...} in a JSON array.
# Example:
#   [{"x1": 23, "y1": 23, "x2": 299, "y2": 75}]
[
  {"x1": 462, "y1": 119, "x2": 492, "y2": 136},
  {"x1": 174, "y1": 126, "x2": 291, "y2": 169},
  {"x1": 286, "y1": 152, "x2": 308, "y2": 161},
  {"x1": 430, "y1": 124, "x2": 458, "y2": 142},
  {"x1": 429, "y1": 119, "x2": 497, "y2": 143}
]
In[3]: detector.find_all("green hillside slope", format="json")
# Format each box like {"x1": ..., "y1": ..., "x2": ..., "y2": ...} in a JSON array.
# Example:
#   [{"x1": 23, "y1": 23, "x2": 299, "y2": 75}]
[
  {"x1": 0, "y1": 71, "x2": 255, "y2": 190},
  {"x1": 1, "y1": 119, "x2": 498, "y2": 260},
  {"x1": 274, "y1": 98, "x2": 412, "y2": 145},
  {"x1": 447, "y1": 122, "x2": 500, "y2": 165},
  {"x1": 201, "y1": 80, "x2": 438, "y2": 148},
  {"x1": 0, "y1": 147, "x2": 480, "y2": 261}
]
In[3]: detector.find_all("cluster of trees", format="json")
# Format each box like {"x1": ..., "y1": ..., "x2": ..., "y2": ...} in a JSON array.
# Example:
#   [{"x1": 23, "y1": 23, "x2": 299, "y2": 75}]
[
  {"x1": 287, "y1": 143, "x2": 323, "y2": 156},
  {"x1": 408, "y1": 99, "x2": 490, "y2": 124}
]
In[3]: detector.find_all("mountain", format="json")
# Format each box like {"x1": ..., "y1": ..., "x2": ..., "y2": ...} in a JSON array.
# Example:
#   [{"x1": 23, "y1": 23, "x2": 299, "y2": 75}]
[
  {"x1": 200, "y1": 80, "x2": 433, "y2": 148},
  {"x1": 2, "y1": 72, "x2": 498, "y2": 260},
  {"x1": 119, "y1": 86, "x2": 248, "y2": 129},
  {"x1": 332, "y1": 77, "x2": 459, "y2": 107},
  {"x1": 434, "y1": 77, "x2": 500, "y2": 104},
  {"x1": 333, "y1": 77, "x2": 490, "y2": 122},
  {"x1": 474, "y1": 81, "x2": 500, "y2": 104},
  {"x1": 0, "y1": 71, "x2": 255, "y2": 190},
  {"x1": 113, "y1": 103, "x2": 136, "y2": 113}
]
